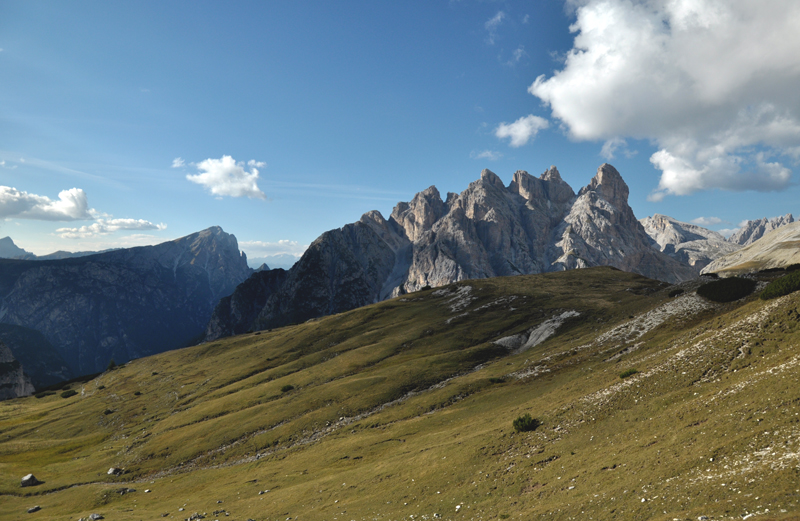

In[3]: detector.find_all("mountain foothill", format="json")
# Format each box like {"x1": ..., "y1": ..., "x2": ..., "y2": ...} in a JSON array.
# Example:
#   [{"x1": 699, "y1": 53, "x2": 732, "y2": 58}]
[{"x1": 0, "y1": 163, "x2": 794, "y2": 397}]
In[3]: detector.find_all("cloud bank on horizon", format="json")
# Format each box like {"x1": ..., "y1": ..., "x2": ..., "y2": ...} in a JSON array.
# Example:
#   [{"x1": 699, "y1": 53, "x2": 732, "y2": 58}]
[{"x1": 526, "y1": 0, "x2": 800, "y2": 201}]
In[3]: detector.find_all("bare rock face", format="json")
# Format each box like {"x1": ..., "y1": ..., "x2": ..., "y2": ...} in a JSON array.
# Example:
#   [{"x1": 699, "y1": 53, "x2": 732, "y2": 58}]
[
  {"x1": 208, "y1": 164, "x2": 699, "y2": 340},
  {"x1": 703, "y1": 221, "x2": 800, "y2": 275},
  {"x1": 0, "y1": 227, "x2": 251, "y2": 374},
  {"x1": 730, "y1": 214, "x2": 794, "y2": 245},
  {"x1": 0, "y1": 341, "x2": 34, "y2": 400},
  {"x1": 0, "y1": 324, "x2": 72, "y2": 388},
  {"x1": 640, "y1": 214, "x2": 741, "y2": 272}
]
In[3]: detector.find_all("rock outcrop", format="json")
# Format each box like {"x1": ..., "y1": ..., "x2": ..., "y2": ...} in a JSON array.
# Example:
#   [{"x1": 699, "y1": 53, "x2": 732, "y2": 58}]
[
  {"x1": 208, "y1": 164, "x2": 698, "y2": 336},
  {"x1": 0, "y1": 227, "x2": 251, "y2": 374},
  {"x1": 0, "y1": 341, "x2": 34, "y2": 400},
  {"x1": 703, "y1": 221, "x2": 800, "y2": 275},
  {"x1": 640, "y1": 214, "x2": 741, "y2": 272},
  {"x1": 730, "y1": 214, "x2": 794, "y2": 245}
]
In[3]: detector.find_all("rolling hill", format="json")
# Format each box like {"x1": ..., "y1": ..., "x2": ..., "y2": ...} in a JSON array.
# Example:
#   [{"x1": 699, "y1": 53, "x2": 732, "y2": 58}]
[{"x1": 1, "y1": 267, "x2": 799, "y2": 520}]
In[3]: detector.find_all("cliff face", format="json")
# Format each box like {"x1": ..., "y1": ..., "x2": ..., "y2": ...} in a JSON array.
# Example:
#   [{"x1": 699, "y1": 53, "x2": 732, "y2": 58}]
[
  {"x1": 207, "y1": 164, "x2": 698, "y2": 337},
  {"x1": 640, "y1": 214, "x2": 741, "y2": 272},
  {"x1": 0, "y1": 341, "x2": 34, "y2": 400},
  {"x1": 0, "y1": 324, "x2": 72, "y2": 388},
  {"x1": 0, "y1": 227, "x2": 251, "y2": 375}
]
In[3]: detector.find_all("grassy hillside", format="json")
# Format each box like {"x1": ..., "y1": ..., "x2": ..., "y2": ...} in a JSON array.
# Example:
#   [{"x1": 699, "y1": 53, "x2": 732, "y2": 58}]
[{"x1": 1, "y1": 267, "x2": 800, "y2": 520}]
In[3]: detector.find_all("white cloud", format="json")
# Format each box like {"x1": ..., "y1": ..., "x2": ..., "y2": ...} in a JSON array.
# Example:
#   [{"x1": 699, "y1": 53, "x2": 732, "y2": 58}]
[
  {"x1": 522, "y1": 14, "x2": 530, "y2": 24},
  {"x1": 470, "y1": 150, "x2": 503, "y2": 161},
  {"x1": 506, "y1": 45, "x2": 528, "y2": 66},
  {"x1": 717, "y1": 228, "x2": 738, "y2": 238},
  {"x1": 239, "y1": 239, "x2": 307, "y2": 259},
  {"x1": 56, "y1": 218, "x2": 167, "y2": 239},
  {"x1": 690, "y1": 216, "x2": 724, "y2": 227},
  {"x1": 529, "y1": 0, "x2": 800, "y2": 199},
  {"x1": 171, "y1": 157, "x2": 185, "y2": 168},
  {"x1": 495, "y1": 115, "x2": 549, "y2": 147},
  {"x1": 485, "y1": 11, "x2": 506, "y2": 44},
  {"x1": 0, "y1": 186, "x2": 92, "y2": 221},
  {"x1": 186, "y1": 155, "x2": 266, "y2": 199},
  {"x1": 600, "y1": 137, "x2": 637, "y2": 160}
]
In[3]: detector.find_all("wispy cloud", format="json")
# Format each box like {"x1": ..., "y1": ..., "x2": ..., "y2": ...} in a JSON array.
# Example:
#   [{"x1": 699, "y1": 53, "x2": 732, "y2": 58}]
[
  {"x1": 56, "y1": 218, "x2": 167, "y2": 239},
  {"x1": 485, "y1": 11, "x2": 506, "y2": 45},
  {"x1": 506, "y1": 45, "x2": 528, "y2": 66},
  {"x1": 600, "y1": 137, "x2": 637, "y2": 160},
  {"x1": 470, "y1": 150, "x2": 503, "y2": 161},
  {"x1": 186, "y1": 155, "x2": 267, "y2": 199},
  {"x1": 690, "y1": 216, "x2": 725, "y2": 227},
  {"x1": 495, "y1": 114, "x2": 549, "y2": 147},
  {"x1": 171, "y1": 157, "x2": 185, "y2": 168}
]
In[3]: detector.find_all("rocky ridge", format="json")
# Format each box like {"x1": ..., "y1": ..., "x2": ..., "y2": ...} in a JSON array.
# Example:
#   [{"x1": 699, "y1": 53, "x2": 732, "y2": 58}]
[
  {"x1": 0, "y1": 226, "x2": 251, "y2": 374},
  {"x1": 207, "y1": 164, "x2": 697, "y2": 339},
  {"x1": 702, "y1": 220, "x2": 800, "y2": 275},
  {"x1": 730, "y1": 214, "x2": 794, "y2": 245},
  {"x1": 639, "y1": 214, "x2": 740, "y2": 271}
]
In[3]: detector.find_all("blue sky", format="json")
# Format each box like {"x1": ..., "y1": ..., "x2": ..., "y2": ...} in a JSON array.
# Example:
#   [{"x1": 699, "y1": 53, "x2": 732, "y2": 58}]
[{"x1": 2, "y1": 1, "x2": 800, "y2": 267}]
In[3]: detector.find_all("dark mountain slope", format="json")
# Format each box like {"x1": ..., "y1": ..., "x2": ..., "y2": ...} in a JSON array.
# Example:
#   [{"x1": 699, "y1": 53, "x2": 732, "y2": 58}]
[{"x1": 0, "y1": 226, "x2": 250, "y2": 374}]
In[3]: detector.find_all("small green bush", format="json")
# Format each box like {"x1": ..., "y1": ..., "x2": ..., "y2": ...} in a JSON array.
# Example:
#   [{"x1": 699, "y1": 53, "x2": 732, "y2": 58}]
[
  {"x1": 512, "y1": 413, "x2": 540, "y2": 433},
  {"x1": 60, "y1": 389, "x2": 78, "y2": 398},
  {"x1": 103, "y1": 409, "x2": 114, "y2": 415},
  {"x1": 106, "y1": 359, "x2": 117, "y2": 371},
  {"x1": 668, "y1": 288, "x2": 684, "y2": 298},
  {"x1": 619, "y1": 368, "x2": 639, "y2": 379},
  {"x1": 760, "y1": 270, "x2": 800, "y2": 300},
  {"x1": 488, "y1": 377, "x2": 506, "y2": 384},
  {"x1": 34, "y1": 390, "x2": 56, "y2": 399},
  {"x1": 97, "y1": 385, "x2": 105, "y2": 390},
  {"x1": 696, "y1": 277, "x2": 756, "y2": 303},
  {"x1": 133, "y1": 391, "x2": 142, "y2": 396},
  {"x1": 280, "y1": 384, "x2": 294, "y2": 393}
]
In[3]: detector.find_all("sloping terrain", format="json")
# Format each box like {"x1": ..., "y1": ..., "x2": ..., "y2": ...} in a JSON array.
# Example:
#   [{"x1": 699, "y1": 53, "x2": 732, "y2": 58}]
[
  {"x1": 1, "y1": 268, "x2": 800, "y2": 520},
  {"x1": 640, "y1": 214, "x2": 740, "y2": 271},
  {"x1": 704, "y1": 221, "x2": 800, "y2": 275}
]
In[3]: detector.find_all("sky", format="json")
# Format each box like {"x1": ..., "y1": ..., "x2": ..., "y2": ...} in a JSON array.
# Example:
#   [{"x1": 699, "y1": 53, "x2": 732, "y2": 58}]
[{"x1": 2, "y1": 0, "x2": 800, "y2": 268}]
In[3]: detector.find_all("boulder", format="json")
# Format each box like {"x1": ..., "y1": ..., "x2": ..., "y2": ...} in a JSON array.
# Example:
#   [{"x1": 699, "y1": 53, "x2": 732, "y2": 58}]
[
  {"x1": 107, "y1": 467, "x2": 123, "y2": 476},
  {"x1": 27, "y1": 506, "x2": 41, "y2": 513},
  {"x1": 20, "y1": 474, "x2": 40, "y2": 487}
]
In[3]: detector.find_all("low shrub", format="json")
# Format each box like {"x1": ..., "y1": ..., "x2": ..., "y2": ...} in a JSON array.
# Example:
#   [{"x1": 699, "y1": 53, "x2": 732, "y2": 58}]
[
  {"x1": 103, "y1": 409, "x2": 114, "y2": 415},
  {"x1": 488, "y1": 377, "x2": 506, "y2": 384},
  {"x1": 619, "y1": 368, "x2": 639, "y2": 379},
  {"x1": 280, "y1": 384, "x2": 294, "y2": 393},
  {"x1": 760, "y1": 270, "x2": 800, "y2": 300},
  {"x1": 60, "y1": 389, "x2": 78, "y2": 398},
  {"x1": 668, "y1": 288, "x2": 684, "y2": 298},
  {"x1": 34, "y1": 390, "x2": 55, "y2": 399},
  {"x1": 696, "y1": 277, "x2": 756, "y2": 303},
  {"x1": 133, "y1": 391, "x2": 142, "y2": 396},
  {"x1": 513, "y1": 413, "x2": 540, "y2": 433}
]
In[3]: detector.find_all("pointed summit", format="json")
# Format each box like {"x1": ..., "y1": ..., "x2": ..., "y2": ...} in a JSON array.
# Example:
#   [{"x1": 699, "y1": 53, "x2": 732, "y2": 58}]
[
  {"x1": 540, "y1": 165, "x2": 562, "y2": 182},
  {"x1": 480, "y1": 169, "x2": 504, "y2": 188},
  {"x1": 579, "y1": 163, "x2": 629, "y2": 208}
]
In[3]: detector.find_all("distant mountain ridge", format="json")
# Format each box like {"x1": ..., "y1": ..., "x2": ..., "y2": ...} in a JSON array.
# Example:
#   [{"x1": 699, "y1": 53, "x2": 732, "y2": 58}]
[
  {"x1": 0, "y1": 226, "x2": 251, "y2": 375},
  {"x1": 639, "y1": 214, "x2": 740, "y2": 271},
  {"x1": 206, "y1": 164, "x2": 697, "y2": 340},
  {"x1": 703, "y1": 220, "x2": 800, "y2": 275},
  {"x1": 730, "y1": 213, "x2": 795, "y2": 245},
  {"x1": 0, "y1": 236, "x2": 118, "y2": 261}
]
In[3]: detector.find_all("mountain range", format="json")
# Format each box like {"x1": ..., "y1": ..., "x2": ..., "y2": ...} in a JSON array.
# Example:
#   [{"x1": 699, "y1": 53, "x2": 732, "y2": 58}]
[
  {"x1": 205, "y1": 164, "x2": 708, "y2": 339},
  {"x1": 0, "y1": 226, "x2": 251, "y2": 377}
]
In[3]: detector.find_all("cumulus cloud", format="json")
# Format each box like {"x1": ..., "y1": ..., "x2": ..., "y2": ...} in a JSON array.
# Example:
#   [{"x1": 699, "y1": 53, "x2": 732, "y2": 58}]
[
  {"x1": 186, "y1": 155, "x2": 266, "y2": 199},
  {"x1": 690, "y1": 216, "x2": 725, "y2": 227},
  {"x1": 56, "y1": 219, "x2": 167, "y2": 239},
  {"x1": 470, "y1": 150, "x2": 503, "y2": 161},
  {"x1": 171, "y1": 157, "x2": 185, "y2": 168},
  {"x1": 529, "y1": 0, "x2": 800, "y2": 199},
  {"x1": 495, "y1": 115, "x2": 549, "y2": 147},
  {"x1": 485, "y1": 11, "x2": 506, "y2": 44},
  {"x1": 0, "y1": 186, "x2": 92, "y2": 221}
]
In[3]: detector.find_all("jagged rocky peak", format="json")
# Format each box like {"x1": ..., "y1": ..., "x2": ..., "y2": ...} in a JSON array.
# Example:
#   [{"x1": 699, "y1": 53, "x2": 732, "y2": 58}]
[
  {"x1": 479, "y1": 168, "x2": 505, "y2": 188},
  {"x1": 579, "y1": 163, "x2": 629, "y2": 208},
  {"x1": 540, "y1": 165, "x2": 562, "y2": 182},
  {"x1": 390, "y1": 186, "x2": 447, "y2": 242},
  {"x1": 730, "y1": 214, "x2": 795, "y2": 246}
]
